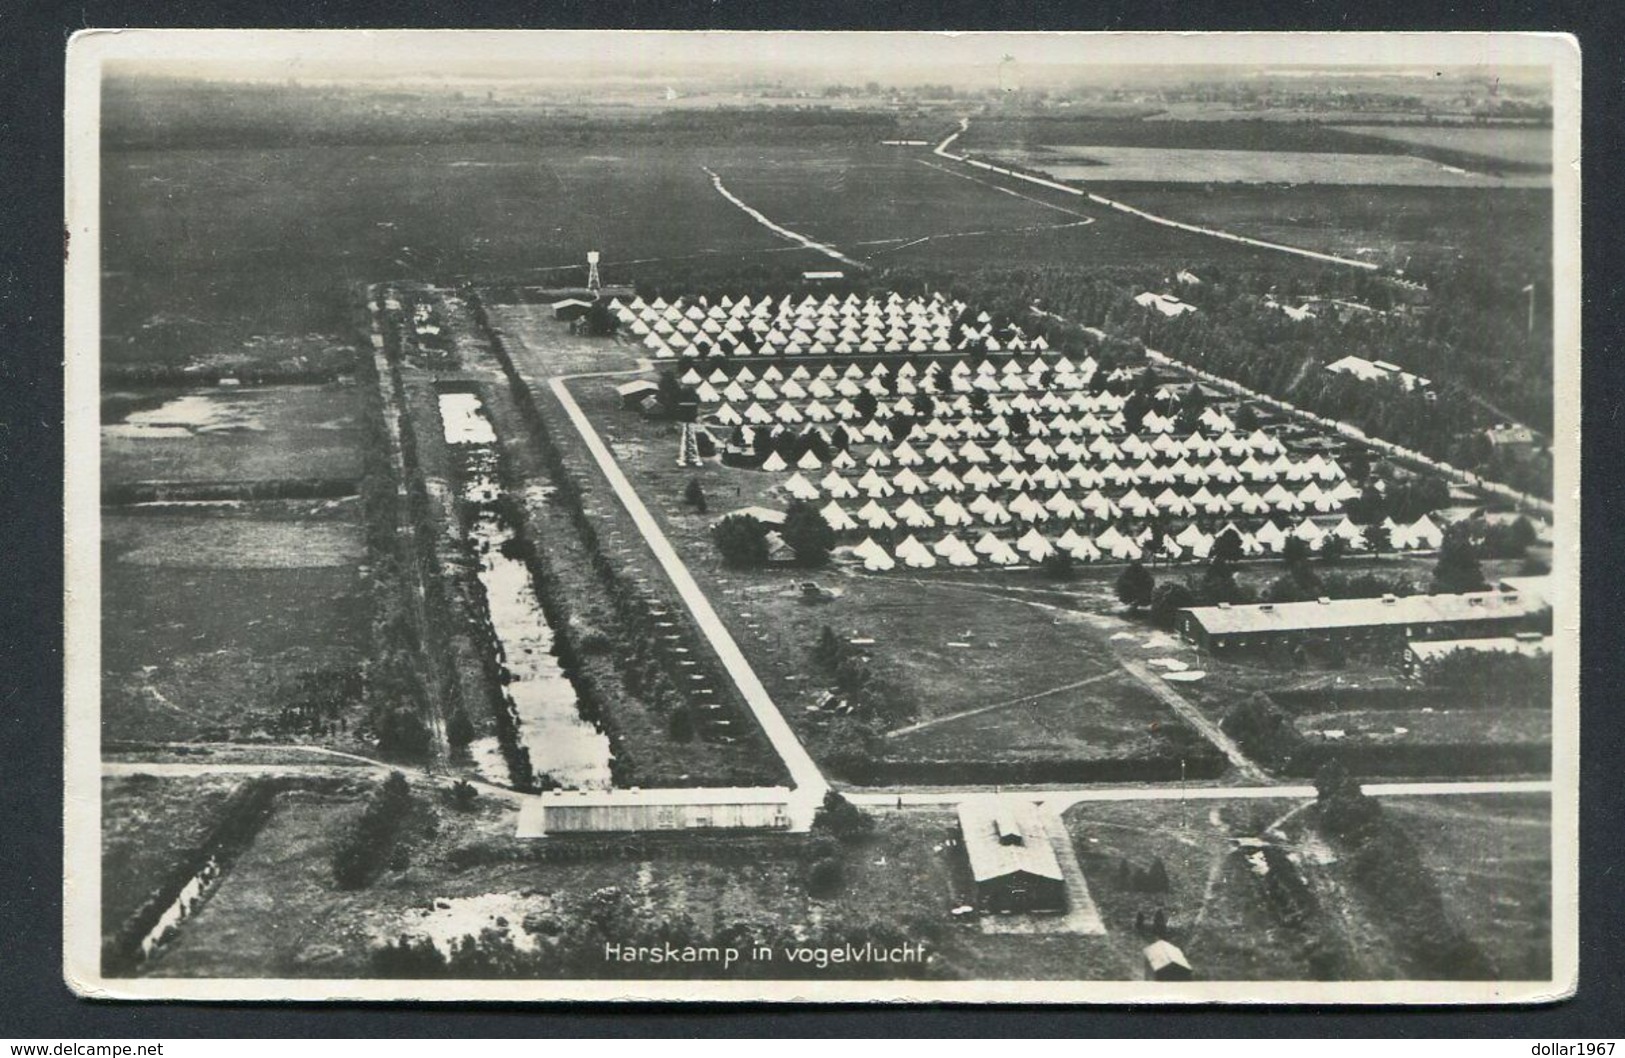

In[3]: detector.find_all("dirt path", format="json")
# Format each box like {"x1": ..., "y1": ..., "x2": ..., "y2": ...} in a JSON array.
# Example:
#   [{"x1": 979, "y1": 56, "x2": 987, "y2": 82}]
[
  {"x1": 366, "y1": 290, "x2": 450, "y2": 761},
  {"x1": 933, "y1": 118, "x2": 1381, "y2": 272},
  {"x1": 701, "y1": 166, "x2": 866, "y2": 270},
  {"x1": 885, "y1": 671, "x2": 1120, "y2": 740},
  {"x1": 909, "y1": 577, "x2": 1266, "y2": 781}
]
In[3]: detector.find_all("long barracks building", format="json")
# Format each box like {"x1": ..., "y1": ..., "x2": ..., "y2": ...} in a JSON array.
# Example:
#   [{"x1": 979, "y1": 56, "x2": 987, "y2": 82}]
[{"x1": 1176, "y1": 588, "x2": 1548, "y2": 656}]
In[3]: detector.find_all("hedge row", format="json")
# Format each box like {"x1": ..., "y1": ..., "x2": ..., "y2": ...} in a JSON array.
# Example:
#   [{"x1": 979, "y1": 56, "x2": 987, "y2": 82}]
[
  {"x1": 1282, "y1": 741, "x2": 1550, "y2": 780},
  {"x1": 102, "y1": 779, "x2": 279, "y2": 977},
  {"x1": 835, "y1": 750, "x2": 1228, "y2": 787},
  {"x1": 471, "y1": 299, "x2": 785, "y2": 786}
]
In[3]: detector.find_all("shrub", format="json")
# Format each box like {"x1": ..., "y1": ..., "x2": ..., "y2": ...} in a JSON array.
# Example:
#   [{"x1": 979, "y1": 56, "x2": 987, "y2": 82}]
[
  {"x1": 1040, "y1": 550, "x2": 1077, "y2": 581},
  {"x1": 811, "y1": 790, "x2": 875, "y2": 845},
  {"x1": 683, "y1": 478, "x2": 706, "y2": 510},
  {"x1": 448, "y1": 779, "x2": 479, "y2": 812},
  {"x1": 1115, "y1": 561, "x2": 1155, "y2": 609},
  {"x1": 333, "y1": 771, "x2": 415, "y2": 890},
  {"x1": 1432, "y1": 528, "x2": 1489, "y2": 594},
  {"x1": 446, "y1": 707, "x2": 475, "y2": 749},
  {"x1": 1149, "y1": 581, "x2": 1196, "y2": 628},
  {"x1": 1221, "y1": 694, "x2": 1305, "y2": 767},
  {"x1": 782, "y1": 499, "x2": 836, "y2": 568},
  {"x1": 806, "y1": 857, "x2": 846, "y2": 898},
  {"x1": 377, "y1": 706, "x2": 432, "y2": 759},
  {"x1": 712, "y1": 514, "x2": 770, "y2": 569}
]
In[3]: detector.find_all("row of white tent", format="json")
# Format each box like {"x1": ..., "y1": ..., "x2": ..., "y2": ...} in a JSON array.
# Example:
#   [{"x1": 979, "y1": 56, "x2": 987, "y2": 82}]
[
  {"x1": 809, "y1": 480, "x2": 1354, "y2": 531},
  {"x1": 678, "y1": 355, "x2": 1102, "y2": 387},
  {"x1": 689, "y1": 358, "x2": 1129, "y2": 401},
  {"x1": 616, "y1": 293, "x2": 1043, "y2": 359},
  {"x1": 841, "y1": 515, "x2": 1446, "y2": 572},
  {"x1": 758, "y1": 443, "x2": 1337, "y2": 487}
]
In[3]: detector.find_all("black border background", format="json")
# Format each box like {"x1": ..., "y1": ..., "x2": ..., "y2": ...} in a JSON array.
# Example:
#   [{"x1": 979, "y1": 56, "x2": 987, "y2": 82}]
[{"x1": 5, "y1": 0, "x2": 1622, "y2": 1038}]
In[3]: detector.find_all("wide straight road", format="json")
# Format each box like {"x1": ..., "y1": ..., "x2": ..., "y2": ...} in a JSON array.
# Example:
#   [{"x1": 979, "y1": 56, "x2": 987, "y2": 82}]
[
  {"x1": 548, "y1": 372, "x2": 830, "y2": 810},
  {"x1": 846, "y1": 778, "x2": 1552, "y2": 810}
]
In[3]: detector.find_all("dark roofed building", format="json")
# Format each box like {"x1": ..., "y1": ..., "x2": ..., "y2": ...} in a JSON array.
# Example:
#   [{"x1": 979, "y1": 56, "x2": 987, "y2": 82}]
[
  {"x1": 615, "y1": 379, "x2": 660, "y2": 409},
  {"x1": 957, "y1": 798, "x2": 1067, "y2": 915},
  {"x1": 1178, "y1": 590, "x2": 1546, "y2": 656},
  {"x1": 552, "y1": 297, "x2": 596, "y2": 321}
]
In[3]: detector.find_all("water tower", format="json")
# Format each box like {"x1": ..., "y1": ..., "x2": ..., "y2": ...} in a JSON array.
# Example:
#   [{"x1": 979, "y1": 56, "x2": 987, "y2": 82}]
[{"x1": 586, "y1": 250, "x2": 602, "y2": 293}]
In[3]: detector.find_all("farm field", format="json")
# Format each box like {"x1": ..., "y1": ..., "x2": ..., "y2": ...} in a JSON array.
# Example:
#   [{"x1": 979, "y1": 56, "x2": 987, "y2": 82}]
[
  {"x1": 101, "y1": 383, "x2": 365, "y2": 486},
  {"x1": 1337, "y1": 124, "x2": 1555, "y2": 168},
  {"x1": 101, "y1": 505, "x2": 369, "y2": 744},
  {"x1": 987, "y1": 145, "x2": 1548, "y2": 188},
  {"x1": 1076, "y1": 182, "x2": 1552, "y2": 274},
  {"x1": 101, "y1": 774, "x2": 247, "y2": 955}
]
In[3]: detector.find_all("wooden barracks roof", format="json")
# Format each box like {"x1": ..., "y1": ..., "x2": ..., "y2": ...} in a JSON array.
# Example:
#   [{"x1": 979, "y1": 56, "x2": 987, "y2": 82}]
[
  {"x1": 1182, "y1": 589, "x2": 1544, "y2": 638},
  {"x1": 957, "y1": 797, "x2": 1063, "y2": 883}
]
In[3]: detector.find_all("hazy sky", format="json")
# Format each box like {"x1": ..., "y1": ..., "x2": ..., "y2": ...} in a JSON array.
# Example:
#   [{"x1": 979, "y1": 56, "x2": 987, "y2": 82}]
[{"x1": 87, "y1": 30, "x2": 1559, "y2": 91}]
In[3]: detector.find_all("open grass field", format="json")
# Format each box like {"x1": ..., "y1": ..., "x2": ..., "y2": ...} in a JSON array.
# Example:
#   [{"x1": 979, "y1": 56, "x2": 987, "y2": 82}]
[
  {"x1": 103, "y1": 142, "x2": 808, "y2": 361},
  {"x1": 1338, "y1": 125, "x2": 1555, "y2": 169},
  {"x1": 704, "y1": 145, "x2": 1303, "y2": 274},
  {"x1": 1077, "y1": 182, "x2": 1552, "y2": 274},
  {"x1": 990, "y1": 145, "x2": 1547, "y2": 188},
  {"x1": 101, "y1": 774, "x2": 247, "y2": 951},
  {"x1": 1270, "y1": 793, "x2": 1551, "y2": 980},
  {"x1": 101, "y1": 384, "x2": 365, "y2": 486},
  {"x1": 145, "y1": 782, "x2": 1125, "y2": 980},
  {"x1": 1380, "y1": 794, "x2": 1551, "y2": 980},
  {"x1": 101, "y1": 506, "x2": 368, "y2": 743},
  {"x1": 1063, "y1": 797, "x2": 1316, "y2": 980}
]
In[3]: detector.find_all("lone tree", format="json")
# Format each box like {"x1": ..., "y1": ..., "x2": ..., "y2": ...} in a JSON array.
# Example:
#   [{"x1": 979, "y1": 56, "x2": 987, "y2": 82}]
[
  {"x1": 1116, "y1": 561, "x2": 1156, "y2": 610},
  {"x1": 1040, "y1": 549, "x2": 1077, "y2": 581},
  {"x1": 1431, "y1": 528, "x2": 1488, "y2": 594},
  {"x1": 683, "y1": 477, "x2": 707, "y2": 512},
  {"x1": 1150, "y1": 581, "x2": 1196, "y2": 628},
  {"x1": 581, "y1": 300, "x2": 619, "y2": 337},
  {"x1": 446, "y1": 706, "x2": 475, "y2": 750},
  {"x1": 712, "y1": 514, "x2": 770, "y2": 569},
  {"x1": 782, "y1": 498, "x2": 836, "y2": 568},
  {"x1": 1208, "y1": 527, "x2": 1245, "y2": 569}
]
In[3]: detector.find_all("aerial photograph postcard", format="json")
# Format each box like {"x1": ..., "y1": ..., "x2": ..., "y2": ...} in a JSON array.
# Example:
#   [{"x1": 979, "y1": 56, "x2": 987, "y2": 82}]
[{"x1": 63, "y1": 29, "x2": 1579, "y2": 1004}]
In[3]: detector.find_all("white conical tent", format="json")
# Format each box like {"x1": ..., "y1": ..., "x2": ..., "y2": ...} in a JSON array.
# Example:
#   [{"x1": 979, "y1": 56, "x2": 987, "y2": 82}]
[
  {"x1": 853, "y1": 536, "x2": 895, "y2": 572},
  {"x1": 932, "y1": 533, "x2": 978, "y2": 566},
  {"x1": 932, "y1": 496, "x2": 974, "y2": 527},
  {"x1": 821, "y1": 471, "x2": 858, "y2": 499},
  {"x1": 857, "y1": 469, "x2": 895, "y2": 498},
  {"x1": 1254, "y1": 519, "x2": 1287, "y2": 553},
  {"x1": 894, "y1": 535, "x2": 937, "y2": 569},
  {"x1": 1176, "y1": 523, "x2": 1214, "y2": 558},
  {"x1": 1015, "y1": 527, "x2": 1055, "y2": 561},
  {"x1": 782, "y1": 472, "x2": 820, "y2": 500},
  {"x1": 821, "y1": 502, "x2": 858, "y2": 532},
  {"x1": 761, "y1": 450, "x2": 788, "y2": 472},
  {"x1": 894, "y1": 497, "x2": 936, "y2": 529},
  {"x1": 1408, "y1": 514, "x2": 1444, "y2": 550},
  {"x1": 856, "y1": 500, "x2": 897, "y2": 530}
]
